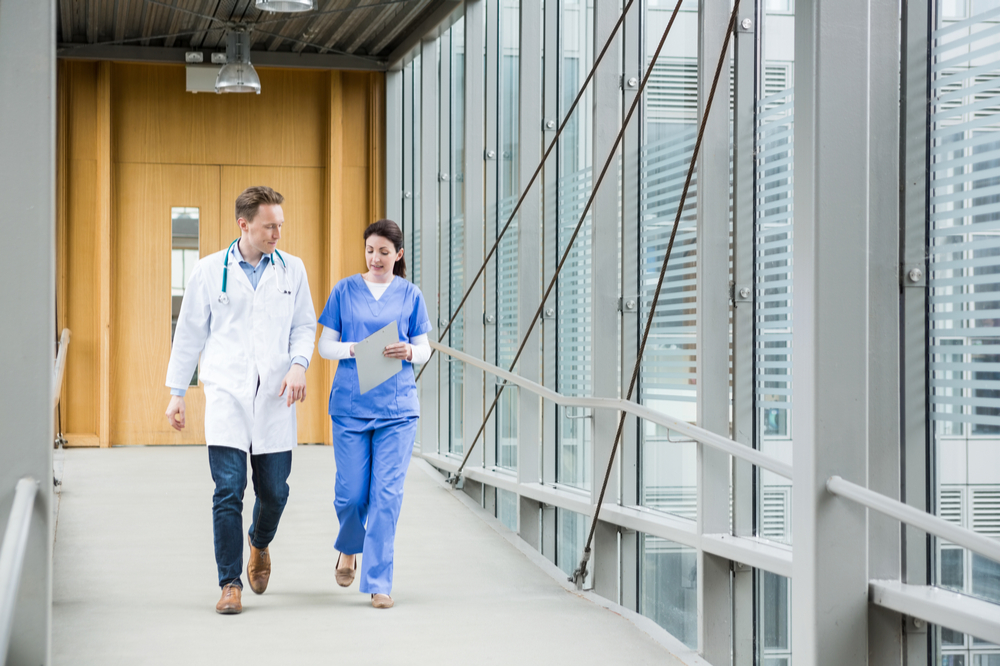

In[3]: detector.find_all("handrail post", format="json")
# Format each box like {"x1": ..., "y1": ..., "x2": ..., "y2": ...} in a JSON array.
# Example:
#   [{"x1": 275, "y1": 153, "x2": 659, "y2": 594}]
[{"x1": 0, "y1": 478, "x2": 40, "y2": 664}]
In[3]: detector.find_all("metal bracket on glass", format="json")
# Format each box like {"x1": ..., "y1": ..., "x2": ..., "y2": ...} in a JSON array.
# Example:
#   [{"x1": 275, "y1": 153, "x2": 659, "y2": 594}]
[
  {"x1": 902, "y1": 264, "x2": 926, "y2": 287},
  {"x1": 402, "y1": 191, "x2": 412, "y2": 199},
  {"x1": 438, "y1": 172, "x2": 450, "y2": 182},
  {"x1": 732, "y1": 561, "x2": 751, "y2": 573},
  {"x1": 564, "y1": 408, "x2": 592, "y2": 420},
  {"x1": 904, "y1": 615, "x2": 928, "y2": 634},
  {"x1": 738, "y1": 17, "x2": 753, "y2": 32},
  {"x1": 484, "y1": 313, "x2": 496, "y2": 324},
  {"x1": 541, "y1": 307, "x2": 556, "y2": 320},
  {"x1": 618, "y1": 296, "x2": 639, "y2": 313},
  {"x1": 542, "y1": 119, "x2": 556, "y2": 131},
  {"x1": 732, "y1": 282, "x2": 752, "y2": 303},
  {"x1": 484, "y1": 149, "x2": 497, "y2": 161}
]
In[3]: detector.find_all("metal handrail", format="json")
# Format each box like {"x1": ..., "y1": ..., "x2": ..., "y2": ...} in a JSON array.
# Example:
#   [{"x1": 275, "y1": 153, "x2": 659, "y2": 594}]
[
  {"x1": 429, "y1": 341, "x2": 793, "y2": 479},
  {"x1": 0, "y1": 477, "x2": 40, "y2": 663},
  {"x1": 52, "y1": 328, "x2": 71, "y2": 410},
  {"x1": 827, "y1": 475, "x2": 1000, "y2": 565}
]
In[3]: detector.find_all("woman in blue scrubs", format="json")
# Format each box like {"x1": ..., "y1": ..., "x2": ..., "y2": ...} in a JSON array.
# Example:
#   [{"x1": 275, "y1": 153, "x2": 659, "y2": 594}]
[{"x1": 317, "y1": 219, "x2": 432, "y2": 609}]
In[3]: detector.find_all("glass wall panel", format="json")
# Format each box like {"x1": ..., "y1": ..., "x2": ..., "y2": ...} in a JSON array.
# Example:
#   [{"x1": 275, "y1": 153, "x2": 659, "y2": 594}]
[
  {"x1": 555, "y1": 507, "x2": 588, "y2": 581},
  {"x1": 639, "y1": 532, "x2": 698, "y2": 649},
  {"x1": 555, "y1": 0, "x2": 595, "y2": 491},
  {"x1": 930, "y1": 4, "x2": 1000, "y2": 663},
  {"x1": 497, "y1": 488, "x2": 519, "y2": 531},
  {"x1": 449, "y1": 20, "x2": 467, "y2": 456},
  {"x1": 638, "y1": 0, "x2": 699, "y2": 521},
  {"x1": 754, "y1": 0, "x2": 795, "y2": 548},
  {"x1": 171, "y1": 206, "x2": 199, "y2": 386},
  {"x1": 495, "y1": 0, "x2": 521, "y2": 472},
  {"x1": 757, "y1": 570, "x2": 792, "y2": 665}
]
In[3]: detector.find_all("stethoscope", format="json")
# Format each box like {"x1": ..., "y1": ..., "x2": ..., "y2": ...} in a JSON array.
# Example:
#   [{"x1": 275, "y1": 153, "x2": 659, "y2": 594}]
[{"x1": 218, "y1": 238, "x2": 291, "y2": 304}]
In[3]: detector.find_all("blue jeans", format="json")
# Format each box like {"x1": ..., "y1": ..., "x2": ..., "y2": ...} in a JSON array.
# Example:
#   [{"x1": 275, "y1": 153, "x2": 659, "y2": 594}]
[{"x1": 208, "y1": 446, "x2": 292, "y2": 589}]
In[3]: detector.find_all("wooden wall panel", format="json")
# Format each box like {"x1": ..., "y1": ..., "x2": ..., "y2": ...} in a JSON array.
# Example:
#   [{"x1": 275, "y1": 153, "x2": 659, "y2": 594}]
[
  {"x1": 221, "y1": 166, "x2": 328, "y2": 444},
  {"x1": 111, "y1": 164, "x2": 221, "y2": 445},
  {"x1": 113, "y1": 64, "x2": 328, "y2": 168},
  {"x1": 61, "y1": 61, "x2": 101, "y2": 446},
  {"x1": 58, "y1": 62, "x2": 385, "y2": 446}
]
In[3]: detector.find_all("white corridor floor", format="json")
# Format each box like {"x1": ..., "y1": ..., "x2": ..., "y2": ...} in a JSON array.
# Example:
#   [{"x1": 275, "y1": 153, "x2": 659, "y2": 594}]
[{"x1": 51, "y1": 445, "x2": 699, "y2": 665}]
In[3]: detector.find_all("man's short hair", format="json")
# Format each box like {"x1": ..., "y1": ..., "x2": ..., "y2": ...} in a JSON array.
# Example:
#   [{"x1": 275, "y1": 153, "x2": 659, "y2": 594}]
[{"x1": 235, "y1": 186, "x2": 284, "y2": 223}]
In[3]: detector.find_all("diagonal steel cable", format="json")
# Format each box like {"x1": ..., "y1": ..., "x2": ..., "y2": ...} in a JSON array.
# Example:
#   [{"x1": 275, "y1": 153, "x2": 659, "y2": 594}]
[
  {"x1": 451, "y1": 0, "x2": 686, "y2": 479},
  {"x1": 414, "y1": 0, "x2": 637, "y2": 384},
  {"x1": 570, "y1": 0, "x2": 743, "y2": 588}
]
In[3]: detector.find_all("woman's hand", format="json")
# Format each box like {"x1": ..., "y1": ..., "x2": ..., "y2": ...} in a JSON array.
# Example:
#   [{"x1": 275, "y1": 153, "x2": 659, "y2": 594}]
[{"x1": 383, "y1": 342, "x2": 412, "y2": 361}]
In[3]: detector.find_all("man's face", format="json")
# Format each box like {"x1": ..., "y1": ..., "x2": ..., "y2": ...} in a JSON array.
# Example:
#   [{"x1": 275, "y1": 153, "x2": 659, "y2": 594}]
[{"x1": 239, "y1": 204, "x2": 283, "y2": 256}]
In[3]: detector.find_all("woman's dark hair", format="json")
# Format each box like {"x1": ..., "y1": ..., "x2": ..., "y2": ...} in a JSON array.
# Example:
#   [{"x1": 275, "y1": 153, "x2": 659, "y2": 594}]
[{"x1": 363, "y1": 219, "x2": 407, "y2": 279}]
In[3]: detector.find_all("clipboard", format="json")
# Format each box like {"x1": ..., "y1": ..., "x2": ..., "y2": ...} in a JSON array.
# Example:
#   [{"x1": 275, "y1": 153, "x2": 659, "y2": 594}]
[{"x1": 353, "y1": 321, "x2": 403, "y2": 394}]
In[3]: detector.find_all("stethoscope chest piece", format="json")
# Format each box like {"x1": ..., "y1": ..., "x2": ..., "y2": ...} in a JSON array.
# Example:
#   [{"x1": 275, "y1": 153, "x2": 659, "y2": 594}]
[{"x1": 218, "y1": 293, "x2": 230, "y2": 305}]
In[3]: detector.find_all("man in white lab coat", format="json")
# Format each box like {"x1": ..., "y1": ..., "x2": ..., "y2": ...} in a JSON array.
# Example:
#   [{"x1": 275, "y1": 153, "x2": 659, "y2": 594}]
[{"x1": 165, "y1": 186, "x2": 316, "y2": 615}]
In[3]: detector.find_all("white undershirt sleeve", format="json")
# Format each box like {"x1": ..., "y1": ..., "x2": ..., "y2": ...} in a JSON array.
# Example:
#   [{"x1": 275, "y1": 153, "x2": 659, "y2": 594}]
[
  {"x1": 318, "y1": 326, "x2": 431, "y2": 363},
  {"x1": 317, "y1": 327, "x2": 354, "y2": 360},
  {"x1": 409, "y1": 334, "x2": 431, "y2": 364}
]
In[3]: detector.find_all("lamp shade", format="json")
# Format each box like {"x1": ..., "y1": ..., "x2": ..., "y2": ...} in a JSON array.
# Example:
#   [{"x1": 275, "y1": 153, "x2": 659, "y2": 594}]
[
  {"x1": 254, "y1": 0, "x2": 314, "y2": 11},
  {"x1": 215, "y1": 31, "x2": 261, "y2": 94}
]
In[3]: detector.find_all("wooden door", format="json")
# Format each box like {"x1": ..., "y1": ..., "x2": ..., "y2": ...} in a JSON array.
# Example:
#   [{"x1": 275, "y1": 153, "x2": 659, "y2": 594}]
[
  {"x1": 220, "y1": 166, "x2": 328, "y2": 445},
  {"x1": 111, "y1": 164, "x2": 221, "y2": 444},
  {"x1": 111, "y1": 164, "x2": 329, "y2": 445}
]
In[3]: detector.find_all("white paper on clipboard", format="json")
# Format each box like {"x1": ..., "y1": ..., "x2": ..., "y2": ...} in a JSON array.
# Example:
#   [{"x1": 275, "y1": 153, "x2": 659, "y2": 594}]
[{"x1": 353, "y1": 321, "x2": 403, "y2": 394}]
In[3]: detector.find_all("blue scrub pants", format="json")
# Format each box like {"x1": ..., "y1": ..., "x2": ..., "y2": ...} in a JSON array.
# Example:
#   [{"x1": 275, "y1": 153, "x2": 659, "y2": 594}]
[{"x1": 331, "y1": 414, "x2": 418, "y2": 595}]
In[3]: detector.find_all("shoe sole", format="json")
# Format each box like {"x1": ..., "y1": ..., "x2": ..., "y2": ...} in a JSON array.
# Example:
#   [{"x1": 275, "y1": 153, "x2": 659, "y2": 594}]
[{"x1": 216, "y1": 607, "x2": 242, "y2": 615}]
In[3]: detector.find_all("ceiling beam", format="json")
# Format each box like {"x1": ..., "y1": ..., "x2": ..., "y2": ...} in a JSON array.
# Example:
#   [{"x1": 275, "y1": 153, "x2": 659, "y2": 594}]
[{"x1": 56, "y1": 43, "x2": 387, "y2": 70}]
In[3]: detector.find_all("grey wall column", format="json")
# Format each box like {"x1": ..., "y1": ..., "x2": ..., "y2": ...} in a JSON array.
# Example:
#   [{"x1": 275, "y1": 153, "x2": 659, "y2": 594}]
[
  {"x1": 0, "y1": 0, "x2": 55, "y2": 663},
  {"x1": 590, "y1": 0, "x2": 623, "y2": 602},
  {"x1": 791, "y1": 1, "x2": 872, "y2": 662},
  {"x1": 867, "y1": 0, "x2": 903, "y2": 663},
  {"x1": 730, "y1": 2, "x2": 757, "y2": 663},
  {"x1": 386, "y1": 69, "x2": 403, "y2": 224},
  {"x1": 540, "y1": 0, "x2": 559, "y2": 562},
  {"x1": 696, "y1": 0, "x2": 734, "y2": 662},
  {"x1": 464, "y1": 0, "x2": 486, "y2": 476},
  {"x1": 900, "y1": 0, "x2": 930, "y2": 663},
  {"x1": 420, "y1": 37, "x2": 441, "y2": 455},
  {"x1": 517, "y1": 0, "x2": 543, "y2": 550},
  {"x1": 619, "y1": 0, "x2": 641, "y2": 613}
]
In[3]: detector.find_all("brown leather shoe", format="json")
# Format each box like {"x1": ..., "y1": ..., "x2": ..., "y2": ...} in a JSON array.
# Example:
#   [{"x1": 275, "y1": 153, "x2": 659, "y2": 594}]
[
  {"x1": 335, "y1": 552, "x2": 356, "y2": 587},
  {"x1": 247, "y1": 535, "x2": 271, "y2": 594},
  {"x1": 371, "y1": 593, "x2": 394, "y2": 609},
  {"x1": 216, "y1": 584, "x2": 242, "y2": 614}
]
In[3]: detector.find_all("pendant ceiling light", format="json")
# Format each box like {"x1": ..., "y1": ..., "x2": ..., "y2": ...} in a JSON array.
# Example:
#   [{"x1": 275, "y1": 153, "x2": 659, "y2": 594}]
[
  {"x1": 254, "y1": 0, "x2": 314, "y2": 12},
  {"x1": 215, "y1": 30, "x2": 261, "y2": 94}
]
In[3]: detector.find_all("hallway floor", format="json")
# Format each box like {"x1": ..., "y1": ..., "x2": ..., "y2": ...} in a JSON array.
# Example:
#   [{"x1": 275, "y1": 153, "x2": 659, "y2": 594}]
[{"x1": 52, "y1": 445, "x2": 696, "y2": 665}]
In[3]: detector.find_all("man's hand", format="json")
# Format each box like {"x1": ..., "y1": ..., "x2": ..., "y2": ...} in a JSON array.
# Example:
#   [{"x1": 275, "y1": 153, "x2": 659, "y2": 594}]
[
  {"x1": 279, "y1": 364, "x2": 307, "y2": 407},
  {"x1": 166, "y1": 396, "x2": 186, "y2": 431},
  {"x1": 383, "y1": 342, "x2": 412, "y2": 361}
]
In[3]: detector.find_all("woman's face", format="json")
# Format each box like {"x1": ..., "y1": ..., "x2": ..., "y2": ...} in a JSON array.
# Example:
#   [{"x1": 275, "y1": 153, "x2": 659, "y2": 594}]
[{"x1": 365, "y1": 234, "x2": 403, "y2": 283}]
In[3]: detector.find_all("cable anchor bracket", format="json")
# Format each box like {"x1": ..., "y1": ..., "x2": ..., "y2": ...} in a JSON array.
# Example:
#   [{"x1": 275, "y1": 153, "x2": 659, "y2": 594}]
[{"x1": 569, "y1": 548, "x2": 591, "y2": 589}]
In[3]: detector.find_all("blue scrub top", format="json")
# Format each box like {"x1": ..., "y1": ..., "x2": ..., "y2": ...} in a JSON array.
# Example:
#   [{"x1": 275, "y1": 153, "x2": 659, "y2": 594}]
[{"x1": 319, "y1": 274, "x2": 432, "y2": 418}]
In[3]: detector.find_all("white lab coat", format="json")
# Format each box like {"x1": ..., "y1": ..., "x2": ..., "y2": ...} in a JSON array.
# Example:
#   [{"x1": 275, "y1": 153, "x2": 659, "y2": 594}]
[{"x1": 165, "y1": 243, "x2": 316, "y2": 453}]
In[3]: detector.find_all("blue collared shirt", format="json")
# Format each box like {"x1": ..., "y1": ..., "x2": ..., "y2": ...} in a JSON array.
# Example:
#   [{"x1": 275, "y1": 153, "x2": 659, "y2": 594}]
[{"x1": 170, "y1": 241, "x2": 308, "y2": 397}]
